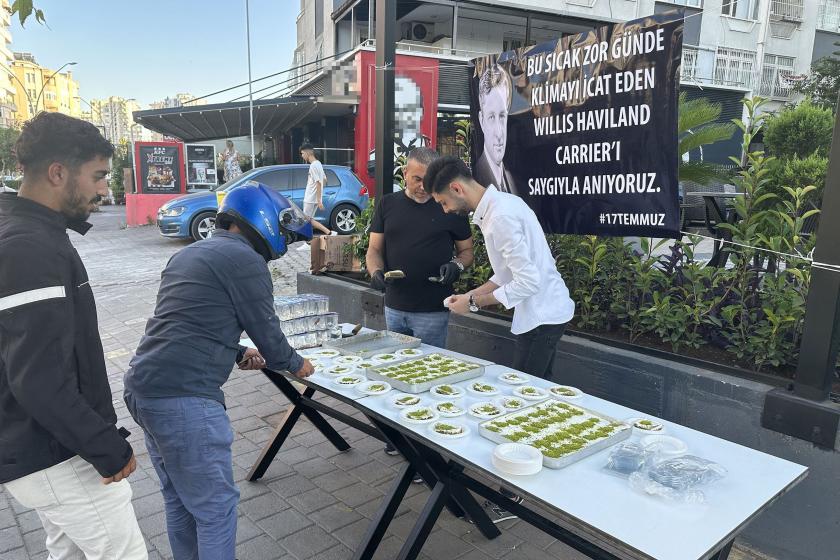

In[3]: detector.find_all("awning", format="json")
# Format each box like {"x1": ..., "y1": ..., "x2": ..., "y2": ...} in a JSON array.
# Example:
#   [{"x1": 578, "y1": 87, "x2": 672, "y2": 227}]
[{"x1": 133, "y1": 95, "x2": 357, "y2": 142}]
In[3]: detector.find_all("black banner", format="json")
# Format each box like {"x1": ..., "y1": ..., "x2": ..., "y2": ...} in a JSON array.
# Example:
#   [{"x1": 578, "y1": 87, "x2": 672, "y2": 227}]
[
  {"x1": 186, "y1": 144, "x2": 217, "y2": 187},
  {"x1": 470, "y1": 11, "x2": 683, "y2": 237},
  {"x1": 137, "y1": 144, "x2": 182, "y2": 194}
]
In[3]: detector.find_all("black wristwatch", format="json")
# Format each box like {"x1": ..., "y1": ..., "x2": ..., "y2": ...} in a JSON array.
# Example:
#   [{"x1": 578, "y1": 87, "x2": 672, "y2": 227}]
[{"x1": 468, "y1": 294, "x2": 480, "y2": 313}]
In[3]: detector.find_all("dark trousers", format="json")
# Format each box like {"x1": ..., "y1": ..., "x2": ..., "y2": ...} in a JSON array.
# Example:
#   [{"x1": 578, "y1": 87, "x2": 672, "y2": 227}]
[{"x1": 513, "y1": 322, "x2": 568, "y2": 381}]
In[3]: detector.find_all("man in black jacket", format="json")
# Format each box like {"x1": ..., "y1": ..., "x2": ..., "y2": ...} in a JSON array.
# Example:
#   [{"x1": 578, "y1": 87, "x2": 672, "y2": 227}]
[{"x1": 0, "y1": 113, "x2": 146, "y2": 558}]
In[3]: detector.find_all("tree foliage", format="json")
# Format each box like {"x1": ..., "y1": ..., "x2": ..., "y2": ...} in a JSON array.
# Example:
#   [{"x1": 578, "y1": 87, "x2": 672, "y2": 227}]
[
  {"x1": 763, "y1": 100, "x2": 834, "y2": 159},
  {"x1": 6, "y1": 1, "x2": 46, "y2": 27},
  {"x1": 0, "y1": 127, "x2": 20, "y2": 175}
]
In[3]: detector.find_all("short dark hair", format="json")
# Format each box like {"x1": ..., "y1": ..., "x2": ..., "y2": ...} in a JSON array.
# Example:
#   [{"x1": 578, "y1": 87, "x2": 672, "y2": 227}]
[
  {"x1": 299, "y1": 143, "x2": 314, "y2": 152},
  {"x1": 15, "y1": 112, "x2": 114, "y2": 177},
  {"x1": 424, "y1": 156, "x2": 473, "y2": 194},
  {"x1": 406, "y1": 147, "x2": 439, "y2": 167}
]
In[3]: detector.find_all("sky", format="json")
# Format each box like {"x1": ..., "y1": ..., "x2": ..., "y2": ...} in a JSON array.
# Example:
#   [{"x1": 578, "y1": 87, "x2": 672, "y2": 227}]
[{"x1": 10, "y1": 0, "x2": 299, "y2": 107}]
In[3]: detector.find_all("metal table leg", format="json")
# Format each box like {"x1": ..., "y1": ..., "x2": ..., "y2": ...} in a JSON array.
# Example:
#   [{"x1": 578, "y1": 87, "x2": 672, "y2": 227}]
[
  {"x1": 352, "y1": 463, "x2": 416, "y2": 560},
  {"x1": 247, "y1": 369, "x2": 351, "y2": 481}
]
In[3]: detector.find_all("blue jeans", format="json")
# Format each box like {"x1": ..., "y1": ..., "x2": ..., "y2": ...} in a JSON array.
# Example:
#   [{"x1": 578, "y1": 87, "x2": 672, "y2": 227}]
[
  {"x1": 384, "y1": 306, "x2": 450, "y2": 348},
  {"x1": 125, "y1": 393, "x2": 238, "y2": 560}
]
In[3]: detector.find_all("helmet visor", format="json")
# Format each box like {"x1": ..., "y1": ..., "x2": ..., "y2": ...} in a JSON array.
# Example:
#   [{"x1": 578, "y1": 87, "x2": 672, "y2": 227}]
[{"x1": 279, "y1": 199, "x2": 310, "y2": 234}]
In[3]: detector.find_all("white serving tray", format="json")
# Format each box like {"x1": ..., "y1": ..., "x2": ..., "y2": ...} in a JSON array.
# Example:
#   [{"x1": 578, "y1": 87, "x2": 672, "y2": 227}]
[
  {"x1": 365, "y1": 354, "x2": 485, "y2": 394},
  {"x1": 478, "y1": 401, "x2": 632, "y2": 469}
]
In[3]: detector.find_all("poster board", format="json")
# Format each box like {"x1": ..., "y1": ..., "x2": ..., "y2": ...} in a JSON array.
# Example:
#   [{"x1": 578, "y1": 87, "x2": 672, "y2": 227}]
[
  {"x1": 469, "y1": 11, "x2": 684, "y2": 237},
  {"x1": 185, "y1": 144, "x2": 218, "y2": 188},
  {"x1": 133, "y1": 141, "x2": 186, "y2": 195}
]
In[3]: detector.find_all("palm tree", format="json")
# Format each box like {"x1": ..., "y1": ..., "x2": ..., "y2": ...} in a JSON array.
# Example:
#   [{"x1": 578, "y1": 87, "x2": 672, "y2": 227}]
[{"x1": 678, "y1": 92, "x2": 737, "y2": 184}]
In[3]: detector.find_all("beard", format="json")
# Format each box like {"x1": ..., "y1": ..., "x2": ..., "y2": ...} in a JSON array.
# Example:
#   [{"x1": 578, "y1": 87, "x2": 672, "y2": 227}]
[
  {"x1": 451, "y1": 198, "x2": 471, "y2": 217},
  {"x1": 61, "y1": 175, "x2": 101, "y2": 222}
]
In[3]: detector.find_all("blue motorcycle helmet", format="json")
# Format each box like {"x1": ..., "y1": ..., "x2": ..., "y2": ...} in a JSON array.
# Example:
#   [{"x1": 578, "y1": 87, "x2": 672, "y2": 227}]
[{"x1": 217, "y1": 182, "x2": 313, "y2": 260}]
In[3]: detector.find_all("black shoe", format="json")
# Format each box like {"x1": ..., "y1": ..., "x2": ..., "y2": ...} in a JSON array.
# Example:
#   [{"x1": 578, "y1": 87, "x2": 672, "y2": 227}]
[
  {"x1": 412, "y1": 473, "x2": 424, "y2": 484},
  {"x1": 384, "y1": 443, "x2": 399, "y2": 456}
]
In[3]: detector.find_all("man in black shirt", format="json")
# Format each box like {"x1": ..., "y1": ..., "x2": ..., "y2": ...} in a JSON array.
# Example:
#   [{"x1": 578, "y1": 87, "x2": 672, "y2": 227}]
[{"x1": 366, "y1": 147, "x2": 473, "y2": 349}]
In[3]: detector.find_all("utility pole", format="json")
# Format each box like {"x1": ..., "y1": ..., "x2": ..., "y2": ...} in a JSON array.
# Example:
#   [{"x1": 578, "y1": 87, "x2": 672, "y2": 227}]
[
  {"x1": 762, "y1": 96, "x2": 840, "y2": 448},
  {"x1": 374, "y1": 0, "x2": 396, "y2": 196}
]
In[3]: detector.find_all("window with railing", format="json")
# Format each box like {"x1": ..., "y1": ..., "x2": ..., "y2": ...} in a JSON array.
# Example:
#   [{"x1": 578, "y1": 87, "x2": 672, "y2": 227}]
[
  {"x1": 818, "y1": 0, "x2": 840, "y2": 31},
  {"x1": 681, "y1": 46, "x2": 699, "y2": 80},
  {"x1": 722, "y1": 0, "x2": 760, "y2": 19},
  {"x1": 714, "y1": 47, "x2": 757, "y2": 88},
  {"x1": 770, "y1": 0, "x2": 804, "y2": 21},
  {"x1": 759, "y1": 54, "x2": 795, "y2": 98}
]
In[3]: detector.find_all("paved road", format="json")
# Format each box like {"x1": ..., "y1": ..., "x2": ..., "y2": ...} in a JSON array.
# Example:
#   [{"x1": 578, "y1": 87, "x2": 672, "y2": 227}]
[{"x1": 0, "y1": 206, "x2": 757, "y2": 560}]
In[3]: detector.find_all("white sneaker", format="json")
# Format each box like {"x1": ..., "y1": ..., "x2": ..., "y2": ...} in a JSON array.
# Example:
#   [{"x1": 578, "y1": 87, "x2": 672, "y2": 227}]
[{"x1": 329, "y1": 231, "x2": 338, "y2": 236}]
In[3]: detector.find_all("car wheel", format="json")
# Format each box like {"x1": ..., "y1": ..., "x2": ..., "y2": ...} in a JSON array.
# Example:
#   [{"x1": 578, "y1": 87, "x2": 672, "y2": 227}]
[
  {"x1": 330, "y1": 204, "x2": 359, "y2": 234},
  {"x1": 190, "y1": 211, "x2": 216, "y2": 241}
]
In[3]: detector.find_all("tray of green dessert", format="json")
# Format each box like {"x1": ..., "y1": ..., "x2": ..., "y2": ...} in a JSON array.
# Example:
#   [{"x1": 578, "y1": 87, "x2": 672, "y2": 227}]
[
  {"x1": 365, "y1": 352, "x2": 485, "y2": 393},
  {"x1": 478, "y1": 400, "x2": 631, "y2": 469}
]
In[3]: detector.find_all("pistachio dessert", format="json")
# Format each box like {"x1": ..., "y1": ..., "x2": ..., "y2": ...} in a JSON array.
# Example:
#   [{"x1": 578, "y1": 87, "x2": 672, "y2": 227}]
[
  {"x1": 514, "y1": 385, "x2": 548, "y2": 400},
  {"x1": 401, "y1": 406, "x2": 438, "y2": 423},
  {"x1": 468, "y1": 382, "x2": 499, "y2": 395},
  {"x1": 469, "y1": 402, "x2": 503, "y2": 419},
  {"x1": 370, "y1": 354, "x2": 480, "y2": 386},
  {"x1": 481, "y1": 400, "x2": 628, "y2": 460},
  {"x1": 429, "y1": 421, "x2": 468, "y2": 438},
  {"x1": 435, "y1": 401, "x2": 465, "y2": 417}
]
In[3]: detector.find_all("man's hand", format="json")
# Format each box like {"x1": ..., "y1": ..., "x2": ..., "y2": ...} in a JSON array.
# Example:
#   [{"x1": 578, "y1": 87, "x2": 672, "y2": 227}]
[
  {"x1": 294, "y1": 359, "x2": 315, "y2": 379},
  {"x1": 318, "y1": 201, "x2": 324, "y2": 211},
  {"x1": 102, "y1": 453, "x2": 136, "y2": 485},
  {"x1": 444, "y1": 294, "x2": 470, "y2": 315},
  {"x1": 238, "y1": 348, "x2": 266, "y2": 370},
  {"x1": 439, "y1": 262, "x2": 462, "y2": 285},
  {"x1": 370, "y1": 269, "x2": 387, "y2": 292}
]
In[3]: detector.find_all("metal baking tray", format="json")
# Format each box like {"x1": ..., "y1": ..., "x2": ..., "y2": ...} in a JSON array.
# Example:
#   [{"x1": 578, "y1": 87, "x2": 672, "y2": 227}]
[
  {"x1": 365, "y1": 354, "x2": 485, "y2": 394},
  {"x1": 478, "y1": 401, "x2": 632, "y2": 469},
  {"x1": 321, "y1": 330, "x2": 420, "y2": 358}
]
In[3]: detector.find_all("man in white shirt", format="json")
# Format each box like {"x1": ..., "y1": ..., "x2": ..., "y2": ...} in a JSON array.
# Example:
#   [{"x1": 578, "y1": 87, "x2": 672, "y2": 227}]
[
  {"x1": 427, "y1": 156, "x2": 574, "y2": 381},
  {"x1": 300, "y1": 144, "x2": 335, "y2": 236},
  {"x1": 426, "y1": 154, "x2": 575, "y2": 521}
]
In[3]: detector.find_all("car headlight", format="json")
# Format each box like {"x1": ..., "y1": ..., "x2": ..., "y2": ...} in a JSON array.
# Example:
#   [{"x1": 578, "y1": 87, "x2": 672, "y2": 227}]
[{"x1": 160, "y1": 206, "x2": 186, "y2": 217}]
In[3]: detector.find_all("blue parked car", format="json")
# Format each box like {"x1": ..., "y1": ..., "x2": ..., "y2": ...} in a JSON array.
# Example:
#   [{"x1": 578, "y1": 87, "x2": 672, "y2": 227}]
[{"x1": 157, "y1": 164, "x2": 369, "y2": 241}]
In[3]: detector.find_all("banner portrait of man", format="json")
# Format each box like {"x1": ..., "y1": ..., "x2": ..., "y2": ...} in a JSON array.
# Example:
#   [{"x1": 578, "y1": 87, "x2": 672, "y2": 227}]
[{"x1": 474, "y1": 64, "x2": 518, "y2": 196}]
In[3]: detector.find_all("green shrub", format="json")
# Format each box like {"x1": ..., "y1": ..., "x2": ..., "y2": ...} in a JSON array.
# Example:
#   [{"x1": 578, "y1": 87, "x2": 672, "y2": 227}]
[
  {"x1": 765, "y1": 153, "x2": 827, "y2": 205},
  {"x1": 763, "y1": 100, "x2": 834, "y2": 159}
]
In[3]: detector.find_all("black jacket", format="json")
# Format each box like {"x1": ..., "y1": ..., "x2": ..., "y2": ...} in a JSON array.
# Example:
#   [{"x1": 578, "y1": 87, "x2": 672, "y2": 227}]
[{"x1": 0, "y1": 193, "x2": 132, "y2": 483}]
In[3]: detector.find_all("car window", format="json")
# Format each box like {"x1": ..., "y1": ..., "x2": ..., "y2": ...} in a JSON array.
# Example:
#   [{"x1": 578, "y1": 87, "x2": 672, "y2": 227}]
[
  {"x1": 324, "y1": 169, "x2": 341, "y2": 187},
  {"x1": 291, "y1": 169, "x2": 309, "y2": 189},
  {"x1": 217, "y1": 168, "x2": 261, "y2": 192},
  {"x1": 258, "y1": 170, "x2": 291, "y2": 191}
]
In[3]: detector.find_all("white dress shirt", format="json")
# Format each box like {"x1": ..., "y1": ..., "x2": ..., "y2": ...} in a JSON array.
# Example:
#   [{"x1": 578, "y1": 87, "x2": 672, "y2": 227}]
[{"x1": 472, "y1": 185, "x2": 575, "y2": 335}]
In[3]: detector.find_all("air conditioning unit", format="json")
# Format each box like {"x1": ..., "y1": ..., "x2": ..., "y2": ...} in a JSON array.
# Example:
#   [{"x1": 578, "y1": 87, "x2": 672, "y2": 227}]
[{"x1": 401, "y1": 22, "x2": 433, "y2": 42}]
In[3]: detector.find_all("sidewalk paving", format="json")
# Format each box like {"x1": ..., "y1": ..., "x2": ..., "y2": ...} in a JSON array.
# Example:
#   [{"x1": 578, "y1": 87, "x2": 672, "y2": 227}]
[{"x1": 0, "y1": 206, "x2": 760, "y2": 560}]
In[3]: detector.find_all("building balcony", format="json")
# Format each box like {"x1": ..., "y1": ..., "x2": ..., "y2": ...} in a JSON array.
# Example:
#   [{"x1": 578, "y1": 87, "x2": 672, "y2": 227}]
[
  {"x1": 770, "y1": 0, "x2": 804, "y2": 22},
  {"x1": 818, "y1": 0, "x2": 840, "y2": 32}
]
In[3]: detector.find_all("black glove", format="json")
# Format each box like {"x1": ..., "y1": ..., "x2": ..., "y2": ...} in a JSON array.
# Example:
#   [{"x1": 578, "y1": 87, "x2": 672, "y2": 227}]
[
  {"x1": 439, "y1": 262, "x2": 462, "y2": 286},
  {"x1": 370, "y1": 270, "x2": 387, "y2": 292}
]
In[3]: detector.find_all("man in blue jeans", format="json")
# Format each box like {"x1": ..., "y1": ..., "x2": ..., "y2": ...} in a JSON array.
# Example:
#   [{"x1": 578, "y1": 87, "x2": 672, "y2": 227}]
[
  {"x1": 124, "y1": 184, "x2": 315, "y2": 560},
  {"x1": 366, "y1": 148, "x2": 473, "y2": 460}
]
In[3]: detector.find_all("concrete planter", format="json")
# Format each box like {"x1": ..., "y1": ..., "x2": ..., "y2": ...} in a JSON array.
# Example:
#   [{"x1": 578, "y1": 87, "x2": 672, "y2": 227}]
[{"x1": 297, "y1": 272, "x2": 840, "y2": 560}]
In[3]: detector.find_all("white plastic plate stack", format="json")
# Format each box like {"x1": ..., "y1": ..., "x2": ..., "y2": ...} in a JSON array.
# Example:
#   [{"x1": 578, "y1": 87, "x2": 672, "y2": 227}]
[{"x1": 492, "y1": 443, "x2": 543, "y2": 476}]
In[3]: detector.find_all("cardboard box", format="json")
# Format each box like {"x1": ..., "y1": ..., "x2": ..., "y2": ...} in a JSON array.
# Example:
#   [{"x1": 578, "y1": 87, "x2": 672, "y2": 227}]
[{"x1": 310, "y1": 234, "x2": 362, "y2": 272}]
